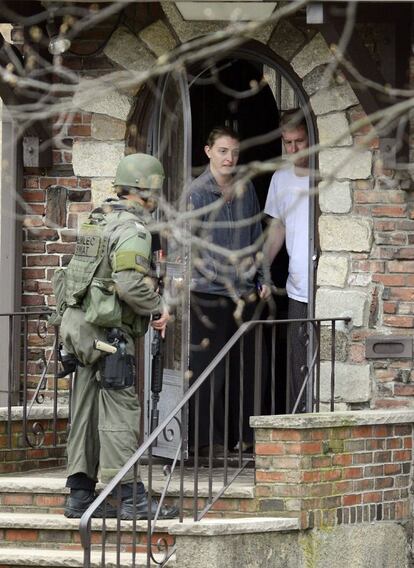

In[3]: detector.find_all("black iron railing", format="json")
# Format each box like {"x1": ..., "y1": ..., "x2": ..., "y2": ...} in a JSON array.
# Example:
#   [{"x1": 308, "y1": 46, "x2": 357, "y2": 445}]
[
  {"x1": 79, "y1": 316, "x2": 351, "y2": 568},
  {"x1": 0, "y1": 309, "x2": 69, "y2": 449}
]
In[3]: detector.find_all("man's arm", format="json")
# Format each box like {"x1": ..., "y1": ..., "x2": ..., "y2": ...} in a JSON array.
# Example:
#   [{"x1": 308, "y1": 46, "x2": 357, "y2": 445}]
[
  {"x1": 114, "y1": 269, "x2": 163, "y2": 315},
  {"x1": 114, "y1": 270, "x2": 169, "y2": 337},
  {"x1": 264, "y1": 217, "x2": 286, "y2": 266},
  {"x1": 263, "y1": 172, "x2": 286, "y2": 270},
  {"x1": 245, "y1": 184, "x2": 271, "y2": 299},
  {"x1": 110, "y1": 227, "x2": 169, "y2": 334}
]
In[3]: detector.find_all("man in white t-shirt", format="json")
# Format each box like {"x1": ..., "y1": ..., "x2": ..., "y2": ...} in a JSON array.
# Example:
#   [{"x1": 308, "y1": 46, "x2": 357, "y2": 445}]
[{"x1": 264, "y1": 109, "x2": 310, "y2": 413}]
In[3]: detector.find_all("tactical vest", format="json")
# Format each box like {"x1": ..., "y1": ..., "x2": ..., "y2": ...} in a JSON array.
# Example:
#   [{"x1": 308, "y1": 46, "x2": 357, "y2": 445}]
[
  {"x1": 63, "y1": 204, "x2": 151, "y2": 336},
  {"x1": 65, "y1": 210, "x2": 109, "y2": 308}
]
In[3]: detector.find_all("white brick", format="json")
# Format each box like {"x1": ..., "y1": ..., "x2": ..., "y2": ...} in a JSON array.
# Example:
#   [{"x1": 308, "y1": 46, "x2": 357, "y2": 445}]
[
  {"x1": 139, "y1": 20, "x2": 177, "y2": 57},
  {"x1": 317, "y1": 113, "x2": 352, "y2": 147},
  {"x1": 317, "y1": 255, "x2": 348, "y2": 288},
  {"x1": 73, "y1": 81, "x2": 132, "y2": 121},
  {"x1": 303, "y1": 64, "x2": 334, "y2": 96},
  {"x1": 91, "y1": 115, "x2": 126, "y2": 141},
  {"x1": 311, "y1": 84, "x2": 358, "y2": 115},
  {"x1": 72, "y1": 141, "x2": 124, "y2": 178},
  {"x1": 320, "y1": 362, "x2": 371, "y2": 403},
  {"x1": 268, "y1": 20, "x2": 306, "y2": 61},
  {"x1": 348, "y1": 273, "x2": 372, "y2": 287},
  {"x1": 104, "y1": 26, "x2": 155, "y2": 72},
  {"x1": 162, "y1": 1, "x2": 274, "y2": 44},
  {"x1": 291, "y1": 33, "x2": 333, "y2": 78},
  {"x1": 315, "y1": 288, "x2": 369, "y2": 327},
  {"x1": 91, "y1": 178, "x2": 114, "y2": 207},
  {"x1": 319, "y1": 180, "x2": 352, "y2": 213},
  {"x1": 319, "y1": 216, "x2": 372, "y2": 252},
  {"x1": 319, "y1": 148, "x2": 372, "y2": 180},
  {"x1": 161, "y1": 1, "x2": 222, "y2": 43}
]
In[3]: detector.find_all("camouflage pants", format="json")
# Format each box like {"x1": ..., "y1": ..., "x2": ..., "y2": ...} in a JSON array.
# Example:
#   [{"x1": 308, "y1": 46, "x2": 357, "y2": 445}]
[{"x1": 66, "y1": 364, "x2": 141, "y2": 484}]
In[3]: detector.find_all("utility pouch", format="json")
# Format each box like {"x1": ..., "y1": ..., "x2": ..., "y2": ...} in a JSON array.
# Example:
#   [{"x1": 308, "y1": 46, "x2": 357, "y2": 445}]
[
  {"x1": 60, "y1": 307, "x2": 107, "y2": 367},
  {"x1": 49, "y1": 268, "x2": 67, "y2": 326},
  {"x1": 84, "y1": 277, "x2": 122, "y2": 328},
  {"x1": 98, "y1": 351, "x2": 135, "y2": 390}
]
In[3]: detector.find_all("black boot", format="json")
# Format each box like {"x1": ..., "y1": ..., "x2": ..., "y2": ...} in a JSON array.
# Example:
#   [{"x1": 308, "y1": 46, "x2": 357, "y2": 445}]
[
  {"x1": 64, "y1": 489, "x2": 117, "y2": 519},
  {"x1": 120, "y1": 494, "x2": 178, "y2": 521}
]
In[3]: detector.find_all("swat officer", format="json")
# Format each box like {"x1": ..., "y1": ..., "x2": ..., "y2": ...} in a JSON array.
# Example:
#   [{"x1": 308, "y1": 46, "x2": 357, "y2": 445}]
[{"x1": 58, "y1": 153, "x2": 177, "y2": 520}]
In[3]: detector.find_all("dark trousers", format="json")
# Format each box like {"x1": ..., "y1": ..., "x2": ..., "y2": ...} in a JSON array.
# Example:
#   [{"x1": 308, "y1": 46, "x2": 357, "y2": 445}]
[
  {"x1": 189, "y1": 292, "x2": 266, "y2": 449},
  {"x1": 287, "y1": 298, "x2": 308, "y2": 413}
]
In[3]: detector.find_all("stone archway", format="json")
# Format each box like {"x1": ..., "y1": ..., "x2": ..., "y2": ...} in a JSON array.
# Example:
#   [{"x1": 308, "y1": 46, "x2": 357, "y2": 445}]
[{"x1": 70, "y1": 7, "x2": 376, "y2": 409}]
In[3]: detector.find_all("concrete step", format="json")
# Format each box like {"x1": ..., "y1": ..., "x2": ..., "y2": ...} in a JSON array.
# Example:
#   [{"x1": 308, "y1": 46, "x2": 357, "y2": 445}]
[
  {"x1": 0, "y1": 466, "x2": 256, "y2": 517},
  {"x1": 0, "y1": 547, "x2": 175, "y2": 567},
  {"x1": 0, "y1": 467, "x2": 257, "y2": 567},
  {"x1": 0, "y1": 512, "x2": 176, "y2": 551},
  {"x1": 0, "y1": 474, "x2": 67, "y2": 515}
]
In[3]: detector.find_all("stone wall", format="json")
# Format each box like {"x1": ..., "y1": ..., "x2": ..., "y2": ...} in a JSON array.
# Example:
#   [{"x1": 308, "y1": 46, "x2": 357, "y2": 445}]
[
  {"x1": 20, "y1": 6, "x2": 414, "y2": 410},
  {"x1": 269, "y1": 22, "x2": 414, "y2": 412},
  {"x1": 287, "y1": 31, "x2": 414, "y2": 413},
  {"x1": 171, "y1": 520, "x2": 409, "y2": 568}
]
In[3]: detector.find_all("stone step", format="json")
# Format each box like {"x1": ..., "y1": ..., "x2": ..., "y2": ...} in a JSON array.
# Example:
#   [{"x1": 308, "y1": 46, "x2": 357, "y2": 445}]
[
  {"x1": 0, "y1": 467, "x2": 257, "y2": 567},
  {"x1": 0, "y1": 512, "x2": 175, "y2": 551},
  {"x1": 0, "y1": 547, "x2": 175, "y2": 567},
  {"x1": 0, "y1": 467, "x2": 256, "y2": 517}
]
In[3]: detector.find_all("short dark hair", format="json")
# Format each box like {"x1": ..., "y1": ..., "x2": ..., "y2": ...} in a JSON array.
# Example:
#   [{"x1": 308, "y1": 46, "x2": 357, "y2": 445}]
[
  {"x1": 206, "y1": 126, "x2": 240, "y2": 147},
  {"x1": 280, "y1": 108, "x2": 308, "y2": 132}
]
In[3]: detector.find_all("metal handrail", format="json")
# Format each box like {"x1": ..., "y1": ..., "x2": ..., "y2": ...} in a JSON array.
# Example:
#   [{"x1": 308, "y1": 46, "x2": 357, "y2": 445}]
[
  {"x1": 0, "y1": 309, "x2": 64, "y2": 449},
  {"x1": 79, "y1": 316, "x2": 351, "y2": 566}
]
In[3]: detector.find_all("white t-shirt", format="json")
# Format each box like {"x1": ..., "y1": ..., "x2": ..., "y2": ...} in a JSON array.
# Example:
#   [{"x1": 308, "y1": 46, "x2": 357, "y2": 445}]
[{"x1": 264, "y1": 166, "x2": 310, "y2": 302}]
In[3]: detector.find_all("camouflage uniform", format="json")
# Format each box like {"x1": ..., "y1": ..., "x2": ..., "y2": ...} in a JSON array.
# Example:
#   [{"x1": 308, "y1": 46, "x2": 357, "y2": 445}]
[{"x1": 61, "y1": 199, "x2": 162, "y2": 485}]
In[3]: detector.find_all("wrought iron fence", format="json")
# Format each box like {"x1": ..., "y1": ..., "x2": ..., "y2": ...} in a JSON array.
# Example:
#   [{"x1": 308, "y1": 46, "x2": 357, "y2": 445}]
[
  {"x1": 0, "y1": 309, "x2": 69, "y2": 449},
  {"x1": 79, "y1": 316, "x2": 351, "y2": 568}
]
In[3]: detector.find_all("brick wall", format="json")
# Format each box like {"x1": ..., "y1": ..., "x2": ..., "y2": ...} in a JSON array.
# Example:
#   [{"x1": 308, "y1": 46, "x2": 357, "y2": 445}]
[
  {"x1": 22, "y1": 6, "x2": 162, "y2": 309},
  {"x1": 21, "y1": 14, "x2": 122, "y2": 400},
  {"x1": 21, "y1": 7, "x2": 118, "y2": 309},
  {"x1": 0, "y1": 413, "x2": 67, "y2": 473},
  {"x1": 251, "y1": 411, "x2": 413, "y2": 529},
  {"x1": 293, "y1": 28, "x2": 414, "y2": 411},
  {"x1": 23, "y1": 111, "x2": 94, "y2": 310},
  {"x1": 316, "y1": 95, "x2": 414, "y2": 410}
]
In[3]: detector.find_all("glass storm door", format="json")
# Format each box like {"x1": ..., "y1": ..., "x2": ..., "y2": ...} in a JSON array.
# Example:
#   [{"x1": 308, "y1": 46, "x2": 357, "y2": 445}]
[{"x1": 144, "y1": 69, "x2": 192, "y2": 458}]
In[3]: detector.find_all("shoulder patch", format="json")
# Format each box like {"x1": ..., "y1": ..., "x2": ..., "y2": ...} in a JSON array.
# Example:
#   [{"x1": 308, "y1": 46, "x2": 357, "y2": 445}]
[{"x1": 112, "y1": 251, "x2": 150, "y2": 274}]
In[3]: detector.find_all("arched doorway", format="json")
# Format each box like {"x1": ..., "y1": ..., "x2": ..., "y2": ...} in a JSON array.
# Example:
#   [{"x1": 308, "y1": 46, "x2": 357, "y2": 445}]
[
  {"x1": 133, "y1": 41, "x2": 318, "y2": 456},
  {"x1": 188, "y1": 54, "x2": 290, "y2": 415},
  {"x1": 187, "y1": 46, "x2": 318, "y2": 418}
]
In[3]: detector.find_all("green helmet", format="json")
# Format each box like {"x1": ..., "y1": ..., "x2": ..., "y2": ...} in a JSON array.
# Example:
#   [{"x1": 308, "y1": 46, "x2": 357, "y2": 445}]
[{"x1": 114, "y1": 153, "x2": 165, "y2": 191}]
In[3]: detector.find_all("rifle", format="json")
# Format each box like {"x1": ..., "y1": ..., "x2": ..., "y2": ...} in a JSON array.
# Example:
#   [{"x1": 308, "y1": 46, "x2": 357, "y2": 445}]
[
  {"x1": 150, "y1": 268, "x2": 165, "y2": 444},
  {"x1": 150, "y1": 313, "x2": 164, "y2": 443}
]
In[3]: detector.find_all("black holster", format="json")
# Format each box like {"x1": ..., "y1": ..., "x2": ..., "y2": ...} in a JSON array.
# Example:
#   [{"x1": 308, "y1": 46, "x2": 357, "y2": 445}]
[
  {"x1": 98, "y1": 351, "x2": 135, "y2": 390},
  {"x1": 57, "y1": 344, "x2": 80, "y2": 378}
]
